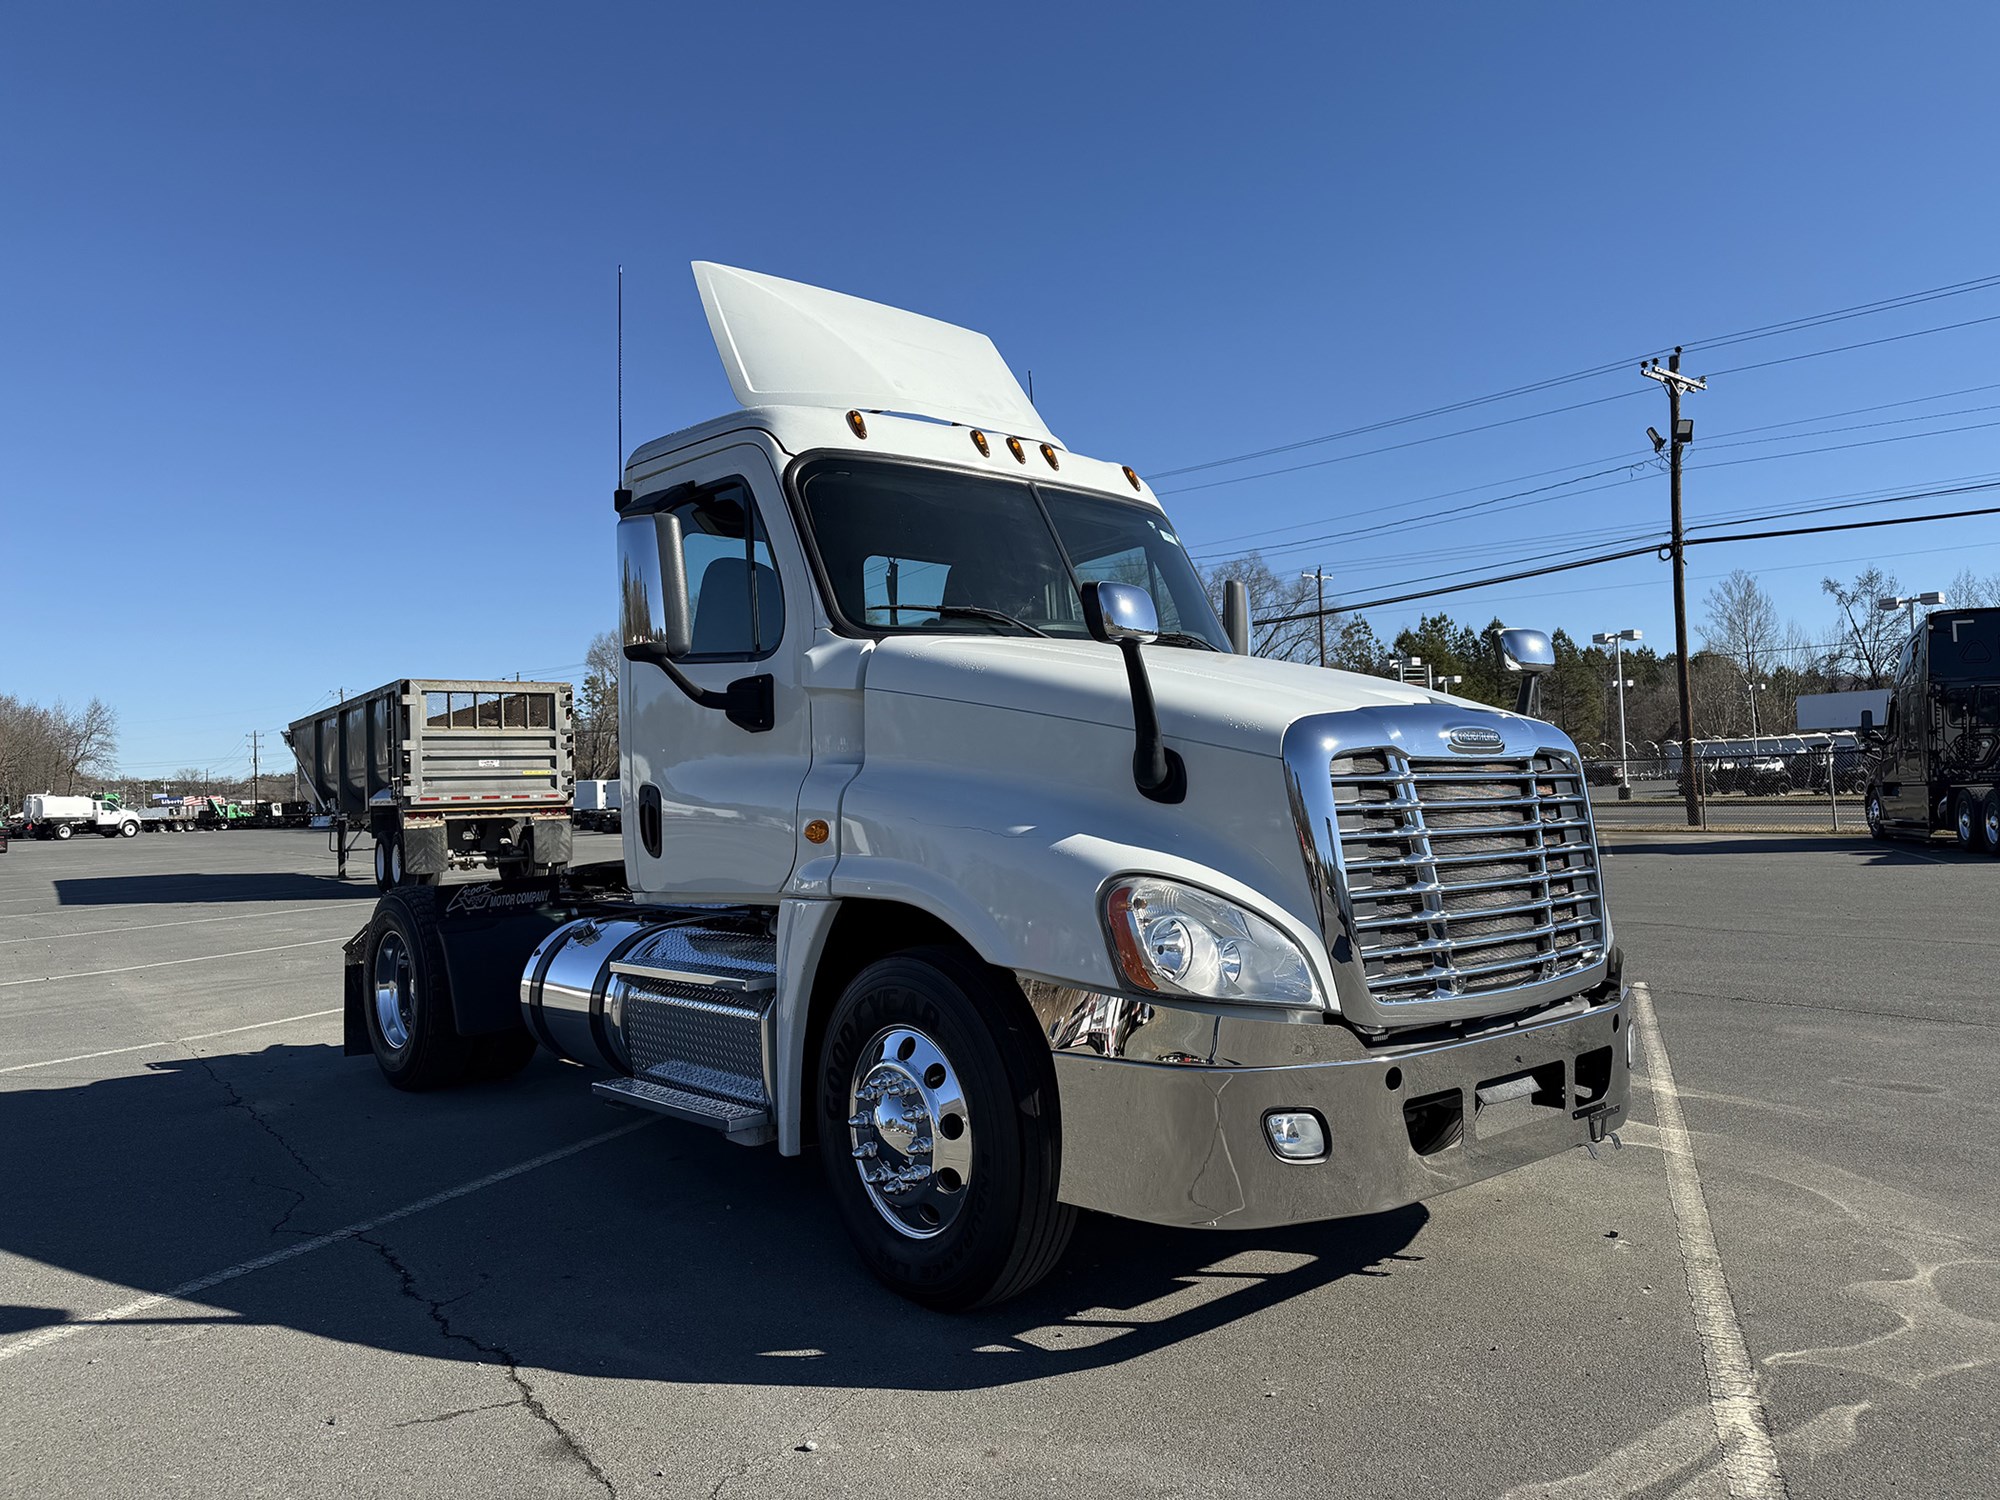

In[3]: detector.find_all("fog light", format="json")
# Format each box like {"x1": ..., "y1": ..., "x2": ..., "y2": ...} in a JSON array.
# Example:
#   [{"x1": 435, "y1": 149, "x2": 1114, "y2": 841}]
[{"x1": 1265, "y1": 1111, "x2": 1326, "y2": 1161}]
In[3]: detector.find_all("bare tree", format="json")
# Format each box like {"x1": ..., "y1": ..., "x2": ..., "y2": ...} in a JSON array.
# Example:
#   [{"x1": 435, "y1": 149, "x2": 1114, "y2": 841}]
[
  {"x1": 54, "y1": 698, "x2": 119, "y2": 793},
  {"x1": 575, "y1": 631, "x2": 622, "y2": 779},
  {"x1": 1822, "y1": 567, "x2": 1904, "y2": 687},
  {"x1": 0, "y1": 694, "x2": 120, "y2": 807},
  {"x1": 1947, "y1": 568, "x2": 2000, "y2": 608},
  {"x1": 1701, "y1": 570, "x2": 1781, "y2": 682}
]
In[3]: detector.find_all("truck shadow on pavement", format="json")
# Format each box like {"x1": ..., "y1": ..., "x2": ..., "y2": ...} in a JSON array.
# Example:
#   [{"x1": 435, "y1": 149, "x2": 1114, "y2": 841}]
[
  {"x1": 52, "y1": 872, "x2": 374, "y2": 906},
  {"x1": 0, "y1": 1043, "x2": 1427, "y2": 1389}
]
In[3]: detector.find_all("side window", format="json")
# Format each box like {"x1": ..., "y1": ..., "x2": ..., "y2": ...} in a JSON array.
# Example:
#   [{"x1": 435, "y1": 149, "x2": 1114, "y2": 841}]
[{"x1": 651, "y1": 480, "x2": 784, "y2": 660}]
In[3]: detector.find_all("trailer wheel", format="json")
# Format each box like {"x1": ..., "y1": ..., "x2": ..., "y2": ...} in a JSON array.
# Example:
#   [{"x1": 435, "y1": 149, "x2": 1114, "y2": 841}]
[
  {"x1": 817, "y1": 947, "x2": 1074, "y2": 1310},
  {"x1": 362, "y1": 887, "x2": 472, "y2": 1090},
  {"x1": 1955, "y1": 791, "x2": 1987, "y2": 853},
  {"x1": 373, "y1": 839, "x2": 393, "y2": 893},
  {"x1": 53, "y1": 823, "x2": 72, "y2": 841}
]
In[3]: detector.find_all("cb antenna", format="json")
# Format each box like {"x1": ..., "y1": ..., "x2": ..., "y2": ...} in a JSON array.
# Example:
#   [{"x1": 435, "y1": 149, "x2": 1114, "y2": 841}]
[{"x1": 614, "y1": 265, "x2": 631, "y2": 508}]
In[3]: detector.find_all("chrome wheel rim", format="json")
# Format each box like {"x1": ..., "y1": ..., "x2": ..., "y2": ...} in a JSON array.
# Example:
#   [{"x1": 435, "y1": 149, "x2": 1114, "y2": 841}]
[
  {"x1": 1867, "y1": 793, "x2": 1882, "y2": 834},
  {"x1": 389, "y1": 840, "x2": 404, "y2": 885},
  {"x1": 1959, "y1": 801, "x2": 1976, "y2": 844},
  {"x1": 1986, "y1": 802, "x2": 2000, "y2": 847},
  {"x1": 372, "y1": 932, "x2": 414, "y2": 1051},
  {"x1": 847, "y1": 1025, "x2": 972, "y2": 1240},
  {"x1": 375, "y1": 841, "x2": 389, "y2": 885}
]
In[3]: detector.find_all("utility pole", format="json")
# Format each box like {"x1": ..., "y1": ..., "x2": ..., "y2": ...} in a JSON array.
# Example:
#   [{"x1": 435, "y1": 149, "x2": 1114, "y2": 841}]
[
  {"x1": 1303, "y1": 568, "x2": 1328, "y2": 665},
  {"x1": 250, "y1": 730, "x2": 260, "y2": 802},
  {"x1": 1644, "y1": 348, "x2": 1706, "y2": 827}
]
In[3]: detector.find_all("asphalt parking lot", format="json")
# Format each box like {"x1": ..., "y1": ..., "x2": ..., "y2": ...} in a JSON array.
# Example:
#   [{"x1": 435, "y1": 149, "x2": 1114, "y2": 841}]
[{"x1": 1, "y1": 828, "x2": 1994, "y2": 1498}]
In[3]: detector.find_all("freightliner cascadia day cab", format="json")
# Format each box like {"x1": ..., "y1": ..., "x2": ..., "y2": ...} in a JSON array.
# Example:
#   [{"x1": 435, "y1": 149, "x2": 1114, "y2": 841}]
[
  {"x1": 1863, "y1": 605, "x2": 2000, "y2": 849},
  {"x1": 343, "y1": 264, "x2": 1631, "y2": 1309}
]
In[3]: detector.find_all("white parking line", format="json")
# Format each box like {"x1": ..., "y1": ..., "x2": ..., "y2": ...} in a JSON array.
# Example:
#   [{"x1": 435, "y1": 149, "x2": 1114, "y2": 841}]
[
  {"x1": 0, "y1": 937, "x2": 346, "y2": 989},
  {"x1": 0, "y1": 1119, "x2": 656, "y2": 1364},
  {"x1": 0, "y1": 1008, "x2": 343, "y2": 1075},
  {"x1": 1630, "y1": 980, "x2": 1787, "y2": 1499},
  {"x1": 0, "y1": 908, "x2": 359, "y2": 947}
]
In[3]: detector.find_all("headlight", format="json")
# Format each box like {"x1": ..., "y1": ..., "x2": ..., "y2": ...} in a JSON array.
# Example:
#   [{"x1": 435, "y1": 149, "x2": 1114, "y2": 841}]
[{"x1": 1102, "y1": 877, "x2": 1325, "y2": 1009}]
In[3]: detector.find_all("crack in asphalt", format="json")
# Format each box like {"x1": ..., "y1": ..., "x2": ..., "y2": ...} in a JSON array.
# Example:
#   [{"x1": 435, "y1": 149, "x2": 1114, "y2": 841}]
[
  {"x1": 358, "y1": 1233, "x2": 616, "y2": 1498},
  {"x1": 250, "y1": 1175, "x2": 311, "y2": 1238},
  {"x1": 392, "y1": 1399, "x2": 522, "y2": 1429},
  {"x1": 190, "y1": 1049, "x2": 330, "y2": 1192}
]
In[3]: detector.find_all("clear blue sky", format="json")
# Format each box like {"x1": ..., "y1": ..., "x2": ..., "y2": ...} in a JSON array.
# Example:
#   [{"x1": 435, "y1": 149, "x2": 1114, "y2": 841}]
[{"x1": 7, "y1": 4, "x2": 2000, "y2": 778}]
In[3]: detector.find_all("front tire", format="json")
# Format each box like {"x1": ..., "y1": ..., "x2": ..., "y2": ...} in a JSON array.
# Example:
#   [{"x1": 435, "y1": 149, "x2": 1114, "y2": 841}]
[
  {"x1": 817, "y1": 947, "x2": 1074, "y2": 1311},
  {"x1": 362, "y1": 887, "x2": 472, "y2": 1090},
  {"x1": 119, "y1": 820, "x2": 139, "y2": 838},
  {"x1": 1865, "y1": 787, "x2": 1888, "y2": 841}
]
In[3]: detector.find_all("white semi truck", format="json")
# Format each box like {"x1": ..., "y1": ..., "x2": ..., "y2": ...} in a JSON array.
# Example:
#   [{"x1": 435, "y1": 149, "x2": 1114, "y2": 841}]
[
  {"x1": 342, "y1": 264, "x2": 1630, "y2": 1308},
  {"x1": 23, "y1": 793, "x2": 141, "y2": 840}
]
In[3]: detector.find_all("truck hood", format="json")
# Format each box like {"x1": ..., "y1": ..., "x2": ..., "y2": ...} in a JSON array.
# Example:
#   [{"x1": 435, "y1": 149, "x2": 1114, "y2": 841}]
[{"x1": 863, "y1": 635, "x2": 1504, "y2": 756}]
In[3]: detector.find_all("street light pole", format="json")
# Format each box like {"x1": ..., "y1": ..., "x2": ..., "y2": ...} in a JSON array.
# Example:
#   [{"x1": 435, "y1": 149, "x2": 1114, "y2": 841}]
[{"x1": 1592, "y1": 628, "x2": 1642, "y2": 800}]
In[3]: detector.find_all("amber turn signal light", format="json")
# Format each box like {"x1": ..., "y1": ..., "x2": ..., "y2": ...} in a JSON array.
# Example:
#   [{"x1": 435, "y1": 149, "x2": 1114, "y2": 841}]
[
  {"x1": 846, "y1": 410, "x2": 868, "y2": 439},
  {"x1": 970, "y1": 429, "x2": 989, "y2": 456}
]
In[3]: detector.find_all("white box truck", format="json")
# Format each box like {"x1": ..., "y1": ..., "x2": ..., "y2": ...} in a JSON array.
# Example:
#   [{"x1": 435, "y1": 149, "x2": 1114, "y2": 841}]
[
  {"x1": 572, "y1": 778, "x2": 621, "y2": 832},
  {"x1": 340, "y1": 264, "x2": 1630, "y2": 1308}
]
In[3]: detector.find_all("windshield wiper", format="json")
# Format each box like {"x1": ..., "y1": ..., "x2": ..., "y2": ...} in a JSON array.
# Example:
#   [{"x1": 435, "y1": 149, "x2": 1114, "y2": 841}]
[
  {"x1": 1151, "y1": 630, "x2": 1222, "y2": 651},
  {"x1": 894, "y1": 604, "x2": 1052, "y2": 638}
]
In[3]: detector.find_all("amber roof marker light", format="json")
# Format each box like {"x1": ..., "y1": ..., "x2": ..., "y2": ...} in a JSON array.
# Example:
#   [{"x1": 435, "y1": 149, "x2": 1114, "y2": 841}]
[
  {"x1": 846, "y1": 410, "x2": 868, "y2": 439},
  {"x1": 1006, "y1": 436, "x2": 1027, "y2": 463},
  {"x1": 1122, "y1": 465, "x2": 1142, "y2": 491},
  {"x1": 1040, "y1": 443, "x2": 1060, "y2": 470},
  {"x1": 970, "y1": 429, "x2": 990, "y2": 457}
]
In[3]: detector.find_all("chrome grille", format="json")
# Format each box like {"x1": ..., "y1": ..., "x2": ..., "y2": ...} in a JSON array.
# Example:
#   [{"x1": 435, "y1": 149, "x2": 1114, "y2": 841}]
[{"x1": 1331, "y1": 749, "x2": 1604, "y2": 1006}]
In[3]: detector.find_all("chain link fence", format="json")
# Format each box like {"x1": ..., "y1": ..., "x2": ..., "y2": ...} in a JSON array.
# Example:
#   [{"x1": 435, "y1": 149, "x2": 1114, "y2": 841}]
[{"x1": 1581, "y1": 733, "x2": 1868, "y2": 832}]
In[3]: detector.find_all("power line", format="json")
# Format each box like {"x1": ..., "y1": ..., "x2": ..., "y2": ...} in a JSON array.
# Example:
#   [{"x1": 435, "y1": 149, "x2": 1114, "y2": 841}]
[
  {"x1": 1250, "y1": 482, "x2": 2000, "y2": 625},
  {"x1": 1152, "y1": 272, "x2": 2000, "y2": 483}
]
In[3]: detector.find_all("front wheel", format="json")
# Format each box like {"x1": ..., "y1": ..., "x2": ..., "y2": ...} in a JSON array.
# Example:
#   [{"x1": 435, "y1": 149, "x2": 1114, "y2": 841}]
[
  {"x1": 119, "y1": 820, "x2": 139, "y2": 838},
  {"x1": 817, "y1": 947, "x2": 1074, "y2": 1310},
  {"x1": 1865, "y1": 787, "x2": 1888, "y2": 841}
]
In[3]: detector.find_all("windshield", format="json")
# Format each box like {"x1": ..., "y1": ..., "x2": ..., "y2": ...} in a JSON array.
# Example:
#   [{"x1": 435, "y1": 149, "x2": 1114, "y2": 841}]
[
  {"x1": 1929, "y1": 611, "x2": 2000, "y2": 682},
  {"x1": 794, "y1": 458, "x2": 1229, "y2": 648}
]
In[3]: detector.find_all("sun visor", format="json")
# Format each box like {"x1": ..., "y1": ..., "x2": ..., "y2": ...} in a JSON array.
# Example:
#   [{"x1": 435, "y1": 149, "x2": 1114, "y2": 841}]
[{"x1": 692, "y1": 262, "x2": 1060, "y2": 448}]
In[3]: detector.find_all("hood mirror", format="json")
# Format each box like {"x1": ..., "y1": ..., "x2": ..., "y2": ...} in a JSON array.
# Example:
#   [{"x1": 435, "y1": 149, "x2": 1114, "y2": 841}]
[
  {"x1": 1499, "y1": 626, "x2": 1556, "y2": 718},
  {"x1": 1082, "y1": 580, "x2": 1160, "y2": 644},
  {"x1": 1080, "y1": 581, "x2": 1184, "y2": 804}
]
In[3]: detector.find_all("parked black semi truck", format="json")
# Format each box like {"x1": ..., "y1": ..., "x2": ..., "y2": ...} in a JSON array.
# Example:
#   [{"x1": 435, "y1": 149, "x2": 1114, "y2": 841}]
[{"x1": 1864, "y1": 606, "x2": 2000, "y2": 849}]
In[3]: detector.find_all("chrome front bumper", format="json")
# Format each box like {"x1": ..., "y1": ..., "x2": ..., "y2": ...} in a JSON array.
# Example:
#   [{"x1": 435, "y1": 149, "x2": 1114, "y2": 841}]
[{"x1": 1026, "y1": 982, "x2": 1630, "y2": 1230}]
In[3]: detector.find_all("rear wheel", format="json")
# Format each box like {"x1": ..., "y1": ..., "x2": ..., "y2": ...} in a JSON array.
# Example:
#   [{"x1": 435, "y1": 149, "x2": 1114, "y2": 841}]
[
  {"x1": 53, "y1": 823, "x2": 72, "y2": 841},
  {"x1": 373, "y1": 838, "x2": 394, "y2": 893},
  {"x1": 817, "y1": 947, "x2": 1074, "y2": 1310},
  {"x1": 363, "y1": 887, "x2": 473, "y2": 1090},
  {"x1": 1985, "y1": 792, "x2": 2000, "y2": 856},
  {"x1": 1958, "y1": 791, "x2": 1990, "y2": 853}
]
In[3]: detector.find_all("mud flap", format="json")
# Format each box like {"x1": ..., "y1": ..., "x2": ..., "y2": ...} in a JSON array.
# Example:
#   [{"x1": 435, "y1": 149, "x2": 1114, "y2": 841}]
[{"x1": 342, "y1": 924, "x2": 372, "y2": 1056}]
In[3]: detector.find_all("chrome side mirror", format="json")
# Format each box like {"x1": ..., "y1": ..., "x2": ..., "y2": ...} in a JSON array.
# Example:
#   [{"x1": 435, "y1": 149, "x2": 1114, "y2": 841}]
[
  {"x1": 1499, "y1": 627, "x2": 1555, "y2": 677},
  {"x1": 1082, "y1": 580, "x2": 1160, "y2": 644},
  {"x1": 618, "y1": 512, "x2": 693, "y2": 661}
]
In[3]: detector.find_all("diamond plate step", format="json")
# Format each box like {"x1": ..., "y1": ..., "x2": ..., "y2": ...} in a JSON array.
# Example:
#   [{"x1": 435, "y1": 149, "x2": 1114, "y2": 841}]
[{"x1": 592, "y1": 1075, "x2": 776, "y2": 1146}]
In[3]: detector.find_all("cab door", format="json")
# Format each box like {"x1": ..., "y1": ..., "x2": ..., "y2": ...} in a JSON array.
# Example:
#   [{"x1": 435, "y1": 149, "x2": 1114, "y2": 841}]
[
  {"x1": 1881, "y1": 631, "x2": 1928, "y2": 825},
  {"x1": 621, "y1": 442, "x2": 813, "y2": 897}
]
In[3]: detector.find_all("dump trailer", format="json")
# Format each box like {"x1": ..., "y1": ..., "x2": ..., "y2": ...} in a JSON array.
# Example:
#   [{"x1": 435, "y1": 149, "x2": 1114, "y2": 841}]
[
  {"x1": 337, "y1": 264, "x2": 1630, "y2": 1310},
  {"x1": 288, "y1": 680, "x2": 575, "y2": 891},
  {"x1": 1864, "y1": 606, "x2": 2000, "y2": 849}
]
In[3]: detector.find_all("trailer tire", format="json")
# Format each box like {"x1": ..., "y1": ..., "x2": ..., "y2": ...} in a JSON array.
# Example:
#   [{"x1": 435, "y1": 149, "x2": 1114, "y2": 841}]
[
  {"x1": 54, "y1": 823, "x2": 72, "y2": 841},
  {"x1": 817, "y1": 946, "x2": 1074, "y2": 1311},
  {"x1": 373, "y1": 839, "x2": 394, "y2": 894},
  {"x1": 1955, "y1": 791, "x2": 1987, "y2": 853},
  {"x1": 362, "y1": 887, "x2": 472, "y2": 1091}
]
